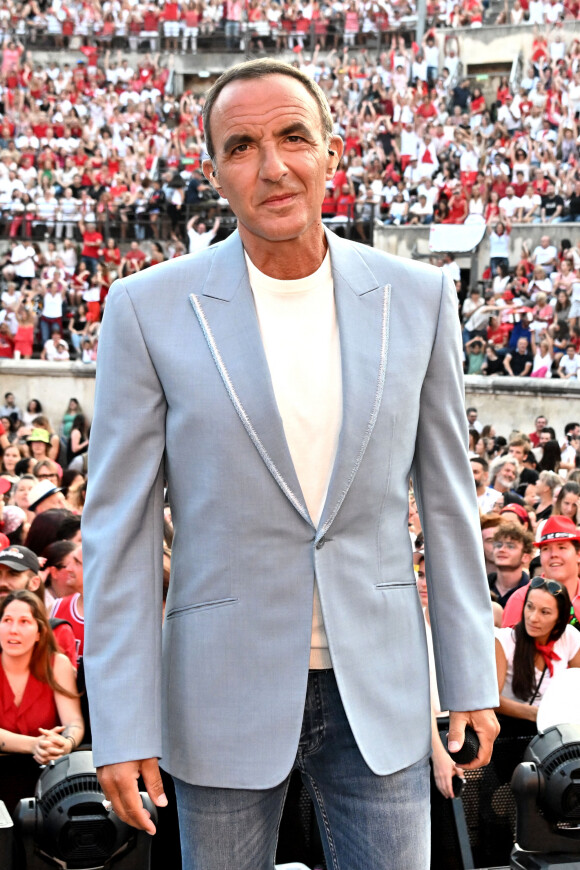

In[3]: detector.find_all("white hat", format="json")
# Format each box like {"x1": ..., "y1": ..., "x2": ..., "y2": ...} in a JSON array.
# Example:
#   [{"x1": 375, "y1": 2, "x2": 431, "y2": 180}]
[{"x1": 28, "y1": 479, "x2": 63, "y2": 511}]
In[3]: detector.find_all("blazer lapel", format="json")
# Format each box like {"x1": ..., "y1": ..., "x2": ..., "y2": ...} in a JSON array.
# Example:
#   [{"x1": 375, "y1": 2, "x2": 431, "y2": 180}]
[
  {"x1": 189, "y1": 232, "x2": 313, "y2": 527},
  {"x1": 317, "y1": 231, "x2": 391, "y2": 540}
]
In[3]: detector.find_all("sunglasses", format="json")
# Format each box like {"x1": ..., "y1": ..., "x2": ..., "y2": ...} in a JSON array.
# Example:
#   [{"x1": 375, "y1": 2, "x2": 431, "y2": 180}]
[{"x1": 530, "y1": 576, "x2": 565, "y2": 595}]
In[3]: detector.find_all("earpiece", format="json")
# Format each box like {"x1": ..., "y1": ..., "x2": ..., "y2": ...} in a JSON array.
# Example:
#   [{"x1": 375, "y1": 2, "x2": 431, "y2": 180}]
[{"x1": 328, "y1": 149, "x2": 335, "y2": 156}]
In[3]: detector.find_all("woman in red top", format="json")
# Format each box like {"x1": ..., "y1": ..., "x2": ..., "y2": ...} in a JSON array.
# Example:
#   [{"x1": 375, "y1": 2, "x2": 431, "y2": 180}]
[
  {"x1": 0, "y1": 590, "x2": 83, "y2": 762},
  {"x1": 484, "y1": 190, "x2": 500, "y2": 223},
  {"x1": 496, "y1": 76, "x2": 511, "y2": 106}
]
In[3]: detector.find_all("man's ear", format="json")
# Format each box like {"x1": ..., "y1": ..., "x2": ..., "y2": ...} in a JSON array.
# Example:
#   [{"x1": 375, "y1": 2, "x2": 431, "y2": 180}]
[
  {"x1": 202, "y1": 159, "x2": 223, "y2": 194},
  {"x1": 27, "y1": 574, "x2": 41, "y2": 593},
  {"x1": 326, "y1": 136, "x2": 344, "y2": 180}
]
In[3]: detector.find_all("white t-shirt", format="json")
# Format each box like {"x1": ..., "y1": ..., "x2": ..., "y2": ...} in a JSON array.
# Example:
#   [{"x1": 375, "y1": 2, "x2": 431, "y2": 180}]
[
  {"x1": 560, "y1": 354, "x2": 580, "y2": 377},
  {"x1": 533, "y1": 244, "x2": 557, "y2": 267},
  {"x1": 246, "y1": 250, "x2": 342, "y2": 670},
  {"x1": 495, "y1": 624, "x2": 580, "y2": 706}
]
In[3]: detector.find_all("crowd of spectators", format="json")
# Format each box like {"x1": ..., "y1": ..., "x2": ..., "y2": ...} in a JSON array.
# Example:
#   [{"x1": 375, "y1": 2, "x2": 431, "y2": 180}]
[
  {"x1": 457, "y1": 231, "x2": 580, "y2": 377},
  {"x1": 0, "y1": 12, "x2": 578, "y2": 357},
  {"x1": 0, "y1": 0, "x2": 579, "y2": 55},
  {"x1": 2, "y1": 392, "x2": 580, "y2": 861}
]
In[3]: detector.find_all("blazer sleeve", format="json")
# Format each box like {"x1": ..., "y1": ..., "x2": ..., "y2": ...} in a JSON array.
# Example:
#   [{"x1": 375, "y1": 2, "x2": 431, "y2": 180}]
[
  {"x1": 82, "y1": 278, "x2": 167, "y2": 768},
  {"x1": 411, "y1": 272, "x2": 499, "y2": 713}
]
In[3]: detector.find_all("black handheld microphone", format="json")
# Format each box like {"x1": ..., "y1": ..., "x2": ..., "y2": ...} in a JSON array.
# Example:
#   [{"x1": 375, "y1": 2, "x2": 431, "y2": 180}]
[{"x1": 446, "y1": 725, "x2": 480, "y2": 764}]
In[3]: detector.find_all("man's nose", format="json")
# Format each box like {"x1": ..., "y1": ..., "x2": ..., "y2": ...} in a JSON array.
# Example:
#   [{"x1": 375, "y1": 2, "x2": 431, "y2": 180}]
[{"x1": 259, "y1": 145, "x2": 288, "y2": 182}]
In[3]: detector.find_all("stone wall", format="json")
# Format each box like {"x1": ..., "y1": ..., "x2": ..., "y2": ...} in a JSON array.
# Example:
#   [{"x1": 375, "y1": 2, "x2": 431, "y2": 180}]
[
  {"x1": 372, "y1": 222, "x2": 578, "y2": 284},
  {"x1": 0, "y1": 360, "x2": 96, "y2": 429},
  {"x1": 465, "y1": 375, "x2": 580, "y2": 441},
  {"x1": 2, "y1": 360, "x2": 579, "y2": 445}
]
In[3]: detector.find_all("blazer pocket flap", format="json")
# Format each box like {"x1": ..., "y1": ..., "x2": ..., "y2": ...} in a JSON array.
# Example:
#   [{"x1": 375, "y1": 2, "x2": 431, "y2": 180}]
[{"x1": 165, "y1": 597, "x2": 239, "y2": 619}]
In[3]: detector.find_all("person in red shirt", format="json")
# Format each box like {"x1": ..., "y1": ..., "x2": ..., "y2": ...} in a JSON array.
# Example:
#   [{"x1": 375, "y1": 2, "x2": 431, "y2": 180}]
[
  {"x1": 79, "y1": 220, "x2": 103, "y2": 275},
  {"x1": 502, "y1": 517, "x2": 580, "y2": 629},
  {"x1": 0, "y1": 323, "x2": 14, "y2": 358},
  {"x1": 528, "y1": 415, "x2": 548, "y2": 449},
  {"x1": 162, "y1": 1, "x2": 180, "y2": 51},
  {"x1": 444, "y1": 188, "x2": 468, "y2": 224}
]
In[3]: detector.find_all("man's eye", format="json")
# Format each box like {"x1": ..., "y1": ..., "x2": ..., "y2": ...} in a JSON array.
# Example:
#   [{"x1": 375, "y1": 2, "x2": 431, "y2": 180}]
[
  {"x1": 286, "y1": 135, "x2": 304, "y2": 143},
  {"x1": 232, "y1": 144, "x2": 249, "y2": 154}
]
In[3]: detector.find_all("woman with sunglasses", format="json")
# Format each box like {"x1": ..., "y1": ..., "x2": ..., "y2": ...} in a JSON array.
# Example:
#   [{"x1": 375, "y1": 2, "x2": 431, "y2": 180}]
[{"x1": 495, "y1": 577, "x2": 580, "y2": 734}]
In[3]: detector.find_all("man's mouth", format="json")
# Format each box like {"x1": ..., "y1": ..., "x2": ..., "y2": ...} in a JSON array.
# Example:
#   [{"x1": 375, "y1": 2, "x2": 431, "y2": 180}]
[{"x1": 262, "y1": 192, "x2": 296, "y2": 206}]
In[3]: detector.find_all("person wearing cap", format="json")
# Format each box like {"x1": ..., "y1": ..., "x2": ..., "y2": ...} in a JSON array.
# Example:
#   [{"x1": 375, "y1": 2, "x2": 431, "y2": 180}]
[
  {"x1": 0, "y1": 545, "x2": 42, "y2": 601},
  {"x1": 27, "y1": 428, "x2": 51, "y2": 461},
  {"x1": 502, "y1": 516, "x2": 580, "y2": 628},
  {"x1": 499, "y1": 503, "x2": 532, "y2": 531},
  {"x1": 488, "y1": 521, "x2": 534, "y2": 609},
  {"x1": 0, "y1": 544, "x2": 77, "y2": 666},
  {"x1": 27, "y1": 479, "x2": 67, "y2": 515}
]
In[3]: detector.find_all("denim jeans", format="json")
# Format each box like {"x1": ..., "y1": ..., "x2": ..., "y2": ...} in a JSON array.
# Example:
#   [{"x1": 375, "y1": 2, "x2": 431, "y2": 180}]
[{"x1": 173, "y1": 669, "x2": 430, "y2": 870}]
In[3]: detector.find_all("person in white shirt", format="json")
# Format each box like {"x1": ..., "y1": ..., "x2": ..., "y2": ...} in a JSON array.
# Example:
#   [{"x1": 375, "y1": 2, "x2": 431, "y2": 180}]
[
  {"x1": 41, "y1": 330, "x2": 70, "y2": 362},
  {"x1": 499, "y1": 186, "x2": 523, "y2": 222},
  {"x1": 559, "y1": 344, "x2": 580, "y2": 380},
  {"x1": 10, "y1": 242, "x2": 37, "y2": 285},
  {"x1": 186, "y1": 214, "x2": 221, "y2": 255},
  {"x1": 532, "y1": 236, "x2": 558, "y2": 270},
  {"x1": 520, "y1": 184, "x2": 542, "y2": 223}
]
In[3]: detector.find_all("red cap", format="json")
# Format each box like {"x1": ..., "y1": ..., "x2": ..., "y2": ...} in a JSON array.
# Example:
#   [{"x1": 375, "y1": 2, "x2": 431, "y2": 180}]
[{"x1": 500, "y1": 504, "x2": 530, "y2": 526}]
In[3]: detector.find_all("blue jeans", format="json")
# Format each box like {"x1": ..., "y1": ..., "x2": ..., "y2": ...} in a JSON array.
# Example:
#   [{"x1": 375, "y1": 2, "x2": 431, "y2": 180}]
[{"x1": 173, "y1": 669, "x2": 430, "y2": 870}]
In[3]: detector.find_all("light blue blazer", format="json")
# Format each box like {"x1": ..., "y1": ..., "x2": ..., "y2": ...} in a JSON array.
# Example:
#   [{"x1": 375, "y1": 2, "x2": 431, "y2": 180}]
[{"x1": 83, "y1": 228, "x2": 498, "y2": 787}]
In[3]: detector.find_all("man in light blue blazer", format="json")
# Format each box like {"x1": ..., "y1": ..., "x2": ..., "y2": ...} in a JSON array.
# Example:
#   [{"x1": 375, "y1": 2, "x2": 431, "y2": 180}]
[{"x1": 83, "y1": 59, "x2": 499, "y2": 869}]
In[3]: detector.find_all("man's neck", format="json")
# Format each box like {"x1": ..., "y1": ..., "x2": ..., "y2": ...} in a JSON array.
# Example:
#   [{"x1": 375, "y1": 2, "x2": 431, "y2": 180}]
[
  {"x1": 239, "y1": 224, "x2": 328, "y2": 280},
  {"x1": 494, "y1": 567, "x2": 524, "y2": 595}
]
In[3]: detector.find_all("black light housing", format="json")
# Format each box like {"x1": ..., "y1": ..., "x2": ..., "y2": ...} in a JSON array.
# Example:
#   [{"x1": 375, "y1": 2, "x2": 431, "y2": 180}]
[
  {"x1": 13, "y1": 750, "x2": 156, "y2": 870},
  {"x1": 510, "y1": 724, "x2": 580, "y2": 869}
]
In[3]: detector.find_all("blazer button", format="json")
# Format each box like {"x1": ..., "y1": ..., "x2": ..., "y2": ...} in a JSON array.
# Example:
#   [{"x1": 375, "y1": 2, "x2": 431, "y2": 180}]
[{"x1": 315, "y1": 537, "x2": 326, "y2": 549}]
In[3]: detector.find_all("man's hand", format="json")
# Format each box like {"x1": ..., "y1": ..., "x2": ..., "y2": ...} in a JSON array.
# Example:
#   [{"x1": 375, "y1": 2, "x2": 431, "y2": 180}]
[
  {"x1": 97, "y1": 758, "x2": 167, "y2": 835},
  {"x1": 448, "y1": 709, "x2": 500, "y2": 770}
]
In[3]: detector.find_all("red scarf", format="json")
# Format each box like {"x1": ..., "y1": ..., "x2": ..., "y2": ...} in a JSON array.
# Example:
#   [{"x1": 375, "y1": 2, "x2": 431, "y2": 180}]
[{"x1": 535, "y1": 640, "x2": 561, "y2": 677}]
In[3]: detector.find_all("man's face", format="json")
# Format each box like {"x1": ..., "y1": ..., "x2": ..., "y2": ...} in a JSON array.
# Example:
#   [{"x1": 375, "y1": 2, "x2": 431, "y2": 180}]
[
  {"x1": 535, "y1": 416, "x2": 547, "y2": 433},
  {"x1": 517, "y1": 338, "x2": 528, "y2": 354},
  {"x1": 541, "y1": 236, "x2": 550, "y2": 248},
  {"x1": 540, "y1": 541, "x2": 580, "y2": 586},
  {"x1": 35, "y1": 491, "x2": 66, "y2": 514},
  {"x1": 492, "y1": 536, "x2": 524, "y2": 570},
  {"x1": 0, "y1": 566, "x2": 39, "y2": 600},
  {"x1": 203, "y1": 75, "x2": 343, "y2": 257},
  {"x1": 508, "y1": 444, "x2": 525, "y2": 463},
  {"x1": 496, "y1": 462, "x2": 517, "y2": 490},
  {"x1": 482, "y1": 528, "x2": 497, "y2": 565},
  {"x1": 539, "y1": 430, "x2": 551, "y2": 447},
  {"x1": 470, "y1": 460, "x2": 487, "y2": 487},
  {"x1": 467, "y1": 410, "x2": 477, "y2": 425}
]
